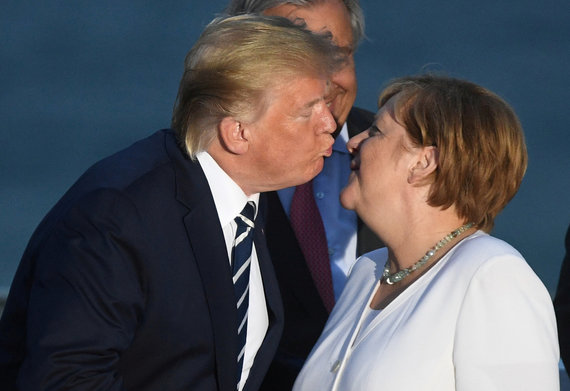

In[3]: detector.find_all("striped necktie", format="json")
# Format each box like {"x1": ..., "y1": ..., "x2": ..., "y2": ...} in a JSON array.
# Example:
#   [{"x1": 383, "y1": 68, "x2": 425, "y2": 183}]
[{"x1": 232, "y1": 201, "x2": 255, "y2": 389}]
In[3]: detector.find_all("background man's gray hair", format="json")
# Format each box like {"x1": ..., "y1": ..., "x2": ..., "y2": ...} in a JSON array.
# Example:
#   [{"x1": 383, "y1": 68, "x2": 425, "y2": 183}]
[{"x1": 225, "y1": 0, "x2": 365, "y2": 46}]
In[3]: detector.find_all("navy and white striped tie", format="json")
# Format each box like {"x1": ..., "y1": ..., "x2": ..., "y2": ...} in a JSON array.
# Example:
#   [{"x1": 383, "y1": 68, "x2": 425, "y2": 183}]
[{"x1": 232, "y1": 201, "x2": 255, "y2": 389}]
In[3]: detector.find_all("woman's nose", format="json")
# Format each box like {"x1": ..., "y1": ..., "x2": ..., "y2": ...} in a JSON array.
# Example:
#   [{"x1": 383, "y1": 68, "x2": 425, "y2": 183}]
[{"x1": 346, "y1": 129, "x2": 369, "y2": 154}]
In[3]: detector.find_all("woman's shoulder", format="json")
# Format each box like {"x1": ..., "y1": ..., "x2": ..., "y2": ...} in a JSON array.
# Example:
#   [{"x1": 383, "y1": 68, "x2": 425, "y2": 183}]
[
  {"x1": 445, "y1": 231, "x2": 546, "y2": 295},
  {"x1": 449, "y1": 231, "x2": 526, "y2": 270},
  {"x1": 459, "y1": 230, "x2": 522, "y2": 254}
]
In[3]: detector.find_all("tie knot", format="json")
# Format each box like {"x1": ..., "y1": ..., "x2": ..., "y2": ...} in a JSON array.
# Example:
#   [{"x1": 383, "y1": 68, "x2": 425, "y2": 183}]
[{"x1": 236, "y1": 201, "x2": 255, "y2": 229}]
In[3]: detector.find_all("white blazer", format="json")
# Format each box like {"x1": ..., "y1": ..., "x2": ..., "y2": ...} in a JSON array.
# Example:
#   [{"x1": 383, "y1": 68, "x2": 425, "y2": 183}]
[{"x1": 293, "y1": 231, "x2": 560, "y2": 391}]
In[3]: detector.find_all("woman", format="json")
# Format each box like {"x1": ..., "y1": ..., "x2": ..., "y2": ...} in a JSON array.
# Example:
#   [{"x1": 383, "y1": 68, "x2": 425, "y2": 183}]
[{"x1": 293, "y1": 75, "x2": 559, "y2": 390}]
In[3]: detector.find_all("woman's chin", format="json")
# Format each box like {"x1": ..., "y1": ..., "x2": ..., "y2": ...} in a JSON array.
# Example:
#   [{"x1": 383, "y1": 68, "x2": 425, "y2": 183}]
[{"x1": 339, "y1": 185, "x2": 357, "y2": 211}]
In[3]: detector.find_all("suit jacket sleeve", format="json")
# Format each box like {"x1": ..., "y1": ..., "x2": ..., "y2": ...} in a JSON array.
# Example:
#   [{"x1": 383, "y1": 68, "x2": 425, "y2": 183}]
[{"x1": 17, "y1": 189, "x2": 145, "y2": 390}]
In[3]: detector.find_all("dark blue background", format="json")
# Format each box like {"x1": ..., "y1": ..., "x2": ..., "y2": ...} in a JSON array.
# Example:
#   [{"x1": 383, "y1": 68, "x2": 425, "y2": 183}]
[{"x1": 1, "y1": 1, "x2": 569, "y2": 299}]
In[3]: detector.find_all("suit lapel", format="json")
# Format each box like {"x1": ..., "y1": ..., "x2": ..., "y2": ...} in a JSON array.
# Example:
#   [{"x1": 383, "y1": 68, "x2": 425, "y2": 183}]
[
  {"x1": 184, "y1": 209, "x2": 237, "y2": 390},
  {"x1": 254, "y1": 212, "x2": 283, "y2": 326},
  {"x1": 166, "y1": 134, "x2": 238, "y2": 391}
]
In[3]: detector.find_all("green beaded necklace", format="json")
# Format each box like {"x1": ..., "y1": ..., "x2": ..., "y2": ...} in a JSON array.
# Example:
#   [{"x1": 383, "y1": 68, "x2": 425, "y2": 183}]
[{"x1": 381, "y1": 222, "x2": 475, "y2": 285}]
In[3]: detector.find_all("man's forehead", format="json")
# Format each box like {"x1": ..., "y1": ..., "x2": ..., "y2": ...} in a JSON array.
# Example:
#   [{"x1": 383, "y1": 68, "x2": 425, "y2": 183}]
[
  {"x1": 263, "y1": 1, "x2": 353, "y2": 48},
  {"x1": 262, "y1": 3, "x2": 299, "y2": 18},
  {"x1": 268, "y1": 76, "x2": 327, "y2": 103}
]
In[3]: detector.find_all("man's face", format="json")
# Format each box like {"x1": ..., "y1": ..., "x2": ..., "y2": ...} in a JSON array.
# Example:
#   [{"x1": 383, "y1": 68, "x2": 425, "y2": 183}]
[
  {"x1": 264, "y1": 0, "x2": 357, "y2": 131},
  {"x1": 243, "y1": 75, "x2": 336, "y2": 192}
]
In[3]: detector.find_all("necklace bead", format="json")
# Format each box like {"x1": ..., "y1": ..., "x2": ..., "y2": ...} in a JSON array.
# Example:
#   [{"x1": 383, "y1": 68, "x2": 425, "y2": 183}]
[{"x1": 381, "y1": 222, "x2": 474, "y2": 285}]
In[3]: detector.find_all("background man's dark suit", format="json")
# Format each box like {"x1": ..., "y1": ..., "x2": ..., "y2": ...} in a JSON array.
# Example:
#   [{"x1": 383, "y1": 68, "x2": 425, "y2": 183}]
[
  {"x1": 259, "y1": 107, "x2": 383, "y2": 390},
  {"x1": 554, "y1": 224, "x2": 570, "y2": 375},
  {"x1": 0, "y1": 130, "x2": 283, "y2": 391}
]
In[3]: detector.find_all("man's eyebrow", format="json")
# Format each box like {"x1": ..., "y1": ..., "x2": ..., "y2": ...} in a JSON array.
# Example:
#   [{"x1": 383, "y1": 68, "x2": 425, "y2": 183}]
[{"x1": 301, "y1": 97, "x2": 323, "y2": 110}]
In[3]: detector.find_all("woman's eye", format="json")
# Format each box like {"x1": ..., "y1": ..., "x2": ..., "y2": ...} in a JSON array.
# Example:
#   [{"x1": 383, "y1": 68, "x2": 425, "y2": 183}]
[{"x1": 369, "y1": 125, "x2": 382, "y2": 136}]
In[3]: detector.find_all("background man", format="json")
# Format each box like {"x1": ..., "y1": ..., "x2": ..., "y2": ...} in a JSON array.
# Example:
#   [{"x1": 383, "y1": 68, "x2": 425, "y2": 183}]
[
  {"x1": 0, "y1": 15, "x2": 342, "y2": 391},
  {"x1": 225, "y1": 1, "x2": 383, "y2": 389}
]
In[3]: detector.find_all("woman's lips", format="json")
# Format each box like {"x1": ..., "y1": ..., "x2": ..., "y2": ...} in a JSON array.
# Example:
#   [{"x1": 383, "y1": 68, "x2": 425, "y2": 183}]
[{"x1": 350, "y1": 158, "x2": 360, "y2": 170}]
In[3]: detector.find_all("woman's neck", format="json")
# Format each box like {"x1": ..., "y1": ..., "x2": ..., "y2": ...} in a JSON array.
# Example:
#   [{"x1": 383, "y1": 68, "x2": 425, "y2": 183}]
[{"x1": 385, "y1": 208, "x2": 469, "y2": 272}]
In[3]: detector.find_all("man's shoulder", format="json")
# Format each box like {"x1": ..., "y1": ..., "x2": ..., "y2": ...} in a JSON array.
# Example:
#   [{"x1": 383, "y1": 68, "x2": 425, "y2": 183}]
[
  {"x1": 87, "y1": 129, "x2": 173, "y2": 181},
  {"x1": 74, "y1": 129, "x2": 192, "y2": 195},
  {"x1": 347, "y1": 106, "x2": 375, "y2": 137},
  {"x1": 34, "y1": 130, "x2": 187, "y2": 231}
]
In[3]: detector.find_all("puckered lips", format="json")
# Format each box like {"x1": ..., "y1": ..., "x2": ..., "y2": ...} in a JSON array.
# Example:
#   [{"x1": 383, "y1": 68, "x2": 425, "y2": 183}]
[{"x1": 323, "y1": 137, "x2": 334, "y2": 157}]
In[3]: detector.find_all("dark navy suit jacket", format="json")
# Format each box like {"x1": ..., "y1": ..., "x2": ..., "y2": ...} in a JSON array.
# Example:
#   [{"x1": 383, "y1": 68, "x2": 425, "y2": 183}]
[
  {"x1": 0, "y1": 129, "x2": 283, "y2": 391},
  {"x1": 554, "y1": 225, "x2": 570, "y2": 374}
]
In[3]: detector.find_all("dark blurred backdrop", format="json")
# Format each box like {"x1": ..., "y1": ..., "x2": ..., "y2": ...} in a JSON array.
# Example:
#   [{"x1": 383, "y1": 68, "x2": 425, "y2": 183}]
[{"x1": 1, "y1": 1, "x2": 569, "y2": 301}]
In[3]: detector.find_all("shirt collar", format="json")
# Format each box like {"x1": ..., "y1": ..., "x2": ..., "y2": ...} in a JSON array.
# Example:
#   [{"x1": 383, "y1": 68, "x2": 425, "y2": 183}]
[
  {"x1": 332, "y1": 122, "x2": 350, "y2": 154},
  {"x1": 196, "y1": 151, "x2": 259, "y2": 229}
]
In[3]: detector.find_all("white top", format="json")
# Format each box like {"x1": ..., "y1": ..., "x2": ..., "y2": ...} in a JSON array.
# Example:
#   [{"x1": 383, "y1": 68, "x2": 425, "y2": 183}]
[
  {"x1": 278, "y1": 123, "x2": 358, "y2": 299},
  {"x1": 293, "y1": 231, "x2": 560, "y2": 391},
  {"x1": 197, "y1": 151, "x2": 268, "y2": 391}
]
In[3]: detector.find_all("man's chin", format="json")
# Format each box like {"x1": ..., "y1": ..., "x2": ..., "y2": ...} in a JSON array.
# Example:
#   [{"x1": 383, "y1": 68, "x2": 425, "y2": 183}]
[
  {"x1": 308, "y1": 159, "x2": 325, "y2": 181},
  {"x1": 288, "y1": 160, "x2": 325, "y2": 188}
]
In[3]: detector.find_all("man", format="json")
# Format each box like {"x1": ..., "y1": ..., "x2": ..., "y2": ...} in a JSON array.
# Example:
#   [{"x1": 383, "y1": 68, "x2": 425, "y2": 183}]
[
  {"x1": 0, "y1": 15, "x2": 343, "y2": 391},
  {"x1": 225, "y1": 1, "x2": 383, "y2": 389}
]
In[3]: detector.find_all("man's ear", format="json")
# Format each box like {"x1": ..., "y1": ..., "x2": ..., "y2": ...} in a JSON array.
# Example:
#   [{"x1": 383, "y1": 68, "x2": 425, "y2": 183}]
[
  {"x1": 408, "y1": 146, "x2": 438, "y2": 184},
  {"x1": 218, "y1": 117, "x2": 249, "y2": 155}
]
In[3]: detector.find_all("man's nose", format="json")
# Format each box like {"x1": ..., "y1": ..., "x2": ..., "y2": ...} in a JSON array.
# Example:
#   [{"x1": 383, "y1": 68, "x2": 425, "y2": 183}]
[
  {"x1": 320, "y1": 105, "x2": 336, "y2": 134},
  {"x1": 319, "y1": 103, "x2": 336, "y2": 133}
]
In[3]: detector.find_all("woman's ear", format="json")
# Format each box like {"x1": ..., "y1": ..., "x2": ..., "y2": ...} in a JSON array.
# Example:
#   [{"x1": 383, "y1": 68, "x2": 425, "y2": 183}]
[
  {"x1": 408, "y1": 146, "x2": 438, "y2": 184},
  {"x1": 218, "y1": 117, "x2": 249, "y2": 155}
]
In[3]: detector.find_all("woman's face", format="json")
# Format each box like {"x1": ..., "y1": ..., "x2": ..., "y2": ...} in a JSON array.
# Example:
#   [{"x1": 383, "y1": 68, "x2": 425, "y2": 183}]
[{"x1": 340, "y1": 96, "x2": 418, "y2": 220}]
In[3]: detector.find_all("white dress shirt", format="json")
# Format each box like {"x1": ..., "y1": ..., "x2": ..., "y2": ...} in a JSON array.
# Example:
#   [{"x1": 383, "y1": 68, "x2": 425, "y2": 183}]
[
  {"x1": 278, "y1": 123, "x2": 358, "y2": 299},
  {"x1": 197, "y1": 151, "x2": 269, "y2": 391},
  {"x1": 294, "y1": 231, "x2": 560, "y2": 391}
]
